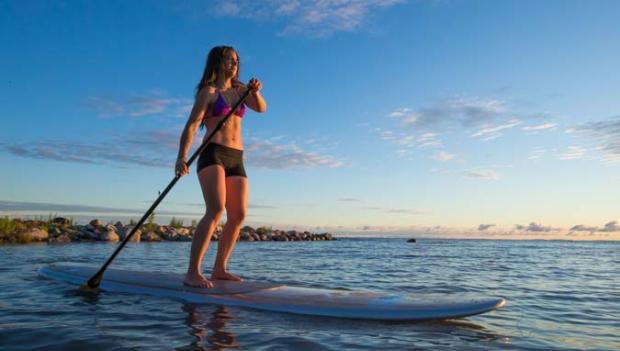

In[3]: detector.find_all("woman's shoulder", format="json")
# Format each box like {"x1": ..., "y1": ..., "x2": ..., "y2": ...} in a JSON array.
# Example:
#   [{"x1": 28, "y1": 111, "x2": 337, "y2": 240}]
[{"x1": 197, "y1": 85, "x2": 218, "y2": 101}]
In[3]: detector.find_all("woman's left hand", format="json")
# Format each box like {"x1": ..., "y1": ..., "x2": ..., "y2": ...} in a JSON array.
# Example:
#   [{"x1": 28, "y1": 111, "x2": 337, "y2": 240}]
[{"x1": 247, "y1": 77, "x2": 262, "y2": 93}]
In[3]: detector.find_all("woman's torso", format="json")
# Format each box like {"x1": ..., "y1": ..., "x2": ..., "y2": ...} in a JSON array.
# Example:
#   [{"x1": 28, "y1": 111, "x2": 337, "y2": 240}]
[{"x1": 202, "y1": 86, "x2": 245, "y2": 150}]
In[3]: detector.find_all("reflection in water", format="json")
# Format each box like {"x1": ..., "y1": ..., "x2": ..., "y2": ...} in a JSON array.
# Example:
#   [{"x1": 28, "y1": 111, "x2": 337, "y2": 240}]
[{"x1": 178, "y1": 304, "x2": 239, "y2": 351}]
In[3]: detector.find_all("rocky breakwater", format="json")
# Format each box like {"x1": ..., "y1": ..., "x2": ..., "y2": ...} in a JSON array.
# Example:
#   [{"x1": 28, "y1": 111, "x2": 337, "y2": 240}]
[{"x1": 0, "y1": 217, "x2": 336, "y2": 244}]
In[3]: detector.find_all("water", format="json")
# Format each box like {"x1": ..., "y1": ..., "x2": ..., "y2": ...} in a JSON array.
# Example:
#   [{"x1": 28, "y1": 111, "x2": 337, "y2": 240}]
[{"x1": 0, "y1": 239, "x2": 618, "y2": 350}]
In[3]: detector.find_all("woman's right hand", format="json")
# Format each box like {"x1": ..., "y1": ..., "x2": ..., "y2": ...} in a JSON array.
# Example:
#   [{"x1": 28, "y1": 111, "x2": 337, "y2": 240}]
[{"x1": 175, "y1": 158, "x2": 189, "y2": 176}]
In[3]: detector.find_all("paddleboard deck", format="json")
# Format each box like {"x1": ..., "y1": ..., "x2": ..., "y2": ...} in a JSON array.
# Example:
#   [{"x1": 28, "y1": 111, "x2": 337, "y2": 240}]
[{"x1": 39, "y1": 264, "x2": 506, "y2": 321}]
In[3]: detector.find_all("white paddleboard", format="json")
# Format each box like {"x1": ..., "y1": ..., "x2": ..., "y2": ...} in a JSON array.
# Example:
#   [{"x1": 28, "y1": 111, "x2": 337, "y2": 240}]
[{"x1": 39, "y1": 264, "x2": 506, "y2": 321}]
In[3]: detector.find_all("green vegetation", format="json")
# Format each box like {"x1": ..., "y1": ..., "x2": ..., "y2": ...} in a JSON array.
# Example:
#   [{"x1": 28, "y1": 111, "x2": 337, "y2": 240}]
[
  {"x1": 256, "y1": 226, "x2": 272, "y2": 235},
  {"x1": 0, "y1": 217, "x2": 17, "y2": 236},
  {"x1": 0, "y1": 217, "x2": 31, "y2": 244},
  {"x1": 169, "y1": 217, "x2": 184, "y2": 229},
  {"x1": 191, "y1": 219, "x2": 198, "y2": 229},
  {"x1": 143, "y1": 212, "x2": 157, "y2": 232}
]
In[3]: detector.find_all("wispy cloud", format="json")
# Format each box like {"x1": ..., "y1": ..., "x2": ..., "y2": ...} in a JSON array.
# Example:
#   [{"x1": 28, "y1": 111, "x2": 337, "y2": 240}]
[
  {"x1": 362, "y1": 206, "x2": 426, "y2": 215},
  {"x1": 559, "y1": 146, "x2": 587, "y2": 160},
  {"x1": 386, "y1": 208, "x2": 425, "y2": 215},
  {"x1": 432, "y1": 151, "x2": 456, "y2": 161},
  {"x1": 478, "y1": 224, "x2": 495, "y2": 231},
  {"x1": 337, "y1": 198, "x2": 362, "y2": 202},
  {"x1": 85, "y1": 94, "x2": 192, "y2": 119},
  {"x1": 241, "y1": 139, "x2": 345, "y2": 169},
  {"x1": 378, "y1": 96, "x2": 556, "y2": 163},
  {"x1": 522, "y1": 123, "x2": 557, "y2": 132},
  {"x1": 0, "y1": 200, "x2": 203, "y2": 217},
  {"x1": 470, "y1": 119, "x2": 522, "y2": 140},
  {"x1": 208, "y1": 0, "x2": 406, "y2": 37},
  {"x1": 570, "y1": 221, "x2": 620, "y2": 233},
  {"x1": 391, "y1": 97, "x2": 507, "y2": 131},
  {"x1": 3, "y1": 130, "x2": 344, "y2": 170},
  {"x1": 515, "y1": 222, "x2": 557, "y2": 232},
  {"x1": 569, "y1": 116, "x2": 620, "y2": 163},
  {"x1": 464, "y1": 169, "x2": 500, "y2": 181}
]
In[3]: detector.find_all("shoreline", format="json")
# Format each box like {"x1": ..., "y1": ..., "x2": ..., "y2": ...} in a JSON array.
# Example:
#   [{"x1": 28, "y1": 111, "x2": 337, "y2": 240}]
[{"x1": 0, "y1": 216, "x2": 335, "y2": 244}]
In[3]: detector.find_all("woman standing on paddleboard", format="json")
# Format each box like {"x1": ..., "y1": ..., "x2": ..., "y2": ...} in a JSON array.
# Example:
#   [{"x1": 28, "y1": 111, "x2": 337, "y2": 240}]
[{"x1": 175, "y1": 46, "x2": 266, "y2": 288}]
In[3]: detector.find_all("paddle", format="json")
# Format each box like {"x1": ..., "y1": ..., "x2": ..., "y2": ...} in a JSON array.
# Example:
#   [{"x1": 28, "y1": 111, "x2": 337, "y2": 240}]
[{"x1": 82, "y1": 87, "x2": 253, "y2": 290}]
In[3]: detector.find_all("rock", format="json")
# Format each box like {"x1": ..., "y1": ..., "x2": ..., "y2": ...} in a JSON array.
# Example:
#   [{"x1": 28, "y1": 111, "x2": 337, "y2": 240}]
[
  {"x1": 260, "y1": 234, "x2": 267, "y2": 241},
  {"x1": 119, "y1": 225, "x2": 141, "y2": 242},
  {"x1": 51, "y1": 234, "x2": 71, "y2": 244},
  {"x1": 26, "y1": 228, "x2": 48, "y2": 241},
  {"x1": 52, "y1": 217, "x2": 71, "y2": 226},
  {"x1": 141, "y1": 231, "x2": 162, "y2": 242},
  {"x1": 160, "y1": 227, "x2": 179, "y2": 241},
  {"x1": 241, "y1": 226, "x2": 256, "y2": 235},
  {"x1": 100, "y1": 226, "x2": 120, "y2": 242},
  {"x1": 89, "y1": 219, "x2": 102, "y2": 227},
  {"x1": 407, "y1": 238, "x2": 416, "y2": 243},
  {"x1": 240, "y1": 232, "x2": 251, "y2": 241},
  {"x1": 178, "y1": 228, "x2": 190, "y2": 236}
]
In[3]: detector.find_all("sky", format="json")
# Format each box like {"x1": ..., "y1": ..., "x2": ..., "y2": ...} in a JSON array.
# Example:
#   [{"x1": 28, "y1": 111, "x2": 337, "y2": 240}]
[{"x1": 1, "y1": 0, "x2": 619, "y2": 240}]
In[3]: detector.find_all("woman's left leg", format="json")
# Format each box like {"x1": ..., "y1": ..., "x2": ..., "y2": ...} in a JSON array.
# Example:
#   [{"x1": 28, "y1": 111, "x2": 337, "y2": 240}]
[{"x1": 212, "y1": 176, "x2": 248, "y2": 281}]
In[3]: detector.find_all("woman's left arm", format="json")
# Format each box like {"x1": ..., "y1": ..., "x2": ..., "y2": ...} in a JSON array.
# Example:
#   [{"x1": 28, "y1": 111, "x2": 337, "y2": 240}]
[{"x1": 238, "y1": 78, "x2": 267, "y2": 113}]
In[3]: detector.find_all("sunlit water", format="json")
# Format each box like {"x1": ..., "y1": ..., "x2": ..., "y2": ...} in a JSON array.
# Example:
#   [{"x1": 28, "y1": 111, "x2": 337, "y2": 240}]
[{"x1": 0, "y1": 239, "x2": 618, "y2": 350}]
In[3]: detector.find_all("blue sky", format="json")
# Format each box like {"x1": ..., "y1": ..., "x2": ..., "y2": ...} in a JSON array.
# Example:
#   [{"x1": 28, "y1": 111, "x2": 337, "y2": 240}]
[{"x1": 1, "y1": 0, "x2": 619, "y2": 239}]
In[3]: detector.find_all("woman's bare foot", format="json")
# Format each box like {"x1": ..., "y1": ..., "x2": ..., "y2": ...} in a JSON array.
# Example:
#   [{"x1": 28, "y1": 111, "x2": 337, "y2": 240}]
[
  {"x1": 183, "y1": 273, "x2": 214, "y2": 288},
  {"x1": 211, "y1": 271, "x2": 243, "y2": 282}
]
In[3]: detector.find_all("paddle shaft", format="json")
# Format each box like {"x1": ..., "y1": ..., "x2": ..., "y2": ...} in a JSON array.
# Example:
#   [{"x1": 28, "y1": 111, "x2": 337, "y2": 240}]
[{"x1": 85, "y1": 88, "x2": 253, "y2": 289}]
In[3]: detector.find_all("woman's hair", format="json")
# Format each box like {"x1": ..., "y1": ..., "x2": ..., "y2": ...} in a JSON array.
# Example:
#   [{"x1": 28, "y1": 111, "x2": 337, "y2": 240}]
[{"x1": 195, "y1": 46, "x2": 240, "y2": 98}]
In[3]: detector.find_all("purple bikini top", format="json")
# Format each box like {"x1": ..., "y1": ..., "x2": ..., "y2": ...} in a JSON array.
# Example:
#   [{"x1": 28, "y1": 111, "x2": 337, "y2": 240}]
[{"x1": 210, "y1": 90, "x2": 246, "y2": 118}]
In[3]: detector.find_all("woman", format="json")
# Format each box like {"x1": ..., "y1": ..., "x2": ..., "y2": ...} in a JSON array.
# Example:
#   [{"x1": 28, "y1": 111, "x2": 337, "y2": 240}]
[{"x1": 175, "y1": 46, "x2": 266, "y2": 288}]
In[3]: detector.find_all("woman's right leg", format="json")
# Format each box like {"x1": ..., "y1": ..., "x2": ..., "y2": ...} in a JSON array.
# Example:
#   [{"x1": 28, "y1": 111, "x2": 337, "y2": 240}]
[{"x1": 184, "y1": 164, "x2": 226, "y2": 288}]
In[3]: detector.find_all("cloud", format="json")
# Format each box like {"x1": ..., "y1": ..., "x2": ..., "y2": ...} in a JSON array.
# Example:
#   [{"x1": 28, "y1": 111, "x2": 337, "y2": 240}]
[
  {"x1": 572, "y1": 221, "x2": 620, "y2": 233},
  {"x1": 0, "y1": 200, "x2": 203, "y2": 217},
  {"x1": 522, "y1": 123, "x2": 557, "y2": 132},
  {"x1": 391, "y1": 97, "x2": 507, "y2": 131},
  {"x1": 208, "y1": 0, "x2": 406, "y2": 37},
  {"x1": 378, "y1": 96, "x2": 557, "y2": 161},
  {"x1": 4, "y1": 141, "x2": 170, "y2": 168},
  {"x1": 3, "y1": 130, "x2": 343, "y2": 170},
  {"x1": 602, "y1": 221, "x2": 620, "y2": 232},
  {"x1": 515, "y1": 222, "x2": 556, "y2": 232},
  {"x1": 528, "y1": 148, "x2": 546, "y2": 160},
  {"x1": 559, "y1": 146, "x2": 587, "y2": 160},
  {"x1": 362, "y1": 206, "x2": 425, "y2": 215},
  {"x1": 432, "y1": 151, "x2": 456, "y2": 161},
  {"x1": 478, "y1": 224, "x2": 495, "y2": 231},
  {"x1": 386, "y1": 208, "x2": 425, "y2": 215},
  {"x1": 464, "y1": 169, "x2": 500, "y2": 180},
  {"x1": 84, "y1": 94, "x2": 192, "y2": 119},
  {"x1": 569, "y1": 116, "x2": 620, "y2": 163},
  {"x1": 470, "y1": 119, "x2": 522, "y2": 140},
  {"x1": 337, "y1": 198, "x2": 361, "y2": 202},
  {"x1": 243, "y1": 139, "x2": 345, "y2": 169},
  {"x1": 569, "y1": 224, "x2": 599, "y2": 232}
]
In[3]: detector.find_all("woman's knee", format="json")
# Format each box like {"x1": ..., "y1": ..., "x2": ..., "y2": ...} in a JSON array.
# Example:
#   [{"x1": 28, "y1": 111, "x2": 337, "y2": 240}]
[
  {"x1": 226, "y1": 210, "x2": 246, "y2": 225},
  {"x1": 205, "y1": 205, "x2": 225, "y2": 221}
]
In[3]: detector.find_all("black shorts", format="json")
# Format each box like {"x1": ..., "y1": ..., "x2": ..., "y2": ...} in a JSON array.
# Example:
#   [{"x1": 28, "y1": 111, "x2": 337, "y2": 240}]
[{"x1": 196, "y1": 143, "x2": 247, "y2": 177}]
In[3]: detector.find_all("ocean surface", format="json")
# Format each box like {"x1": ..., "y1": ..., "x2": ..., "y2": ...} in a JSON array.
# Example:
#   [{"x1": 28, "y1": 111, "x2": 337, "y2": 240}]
[{"x1": 0, "y1": 238, "x2": 618, "y2": 350}]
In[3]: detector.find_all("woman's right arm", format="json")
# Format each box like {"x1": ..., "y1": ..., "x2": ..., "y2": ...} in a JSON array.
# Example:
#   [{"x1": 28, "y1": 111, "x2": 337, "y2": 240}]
[{"x1": 175, "y1": 88, "x2": 210, "y2": 176}]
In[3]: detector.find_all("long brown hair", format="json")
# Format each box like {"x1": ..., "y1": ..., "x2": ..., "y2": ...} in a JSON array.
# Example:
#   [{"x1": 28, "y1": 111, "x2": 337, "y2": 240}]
[{"x1": 195, "y1": 46, "x2": 240, "y2": 98}]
